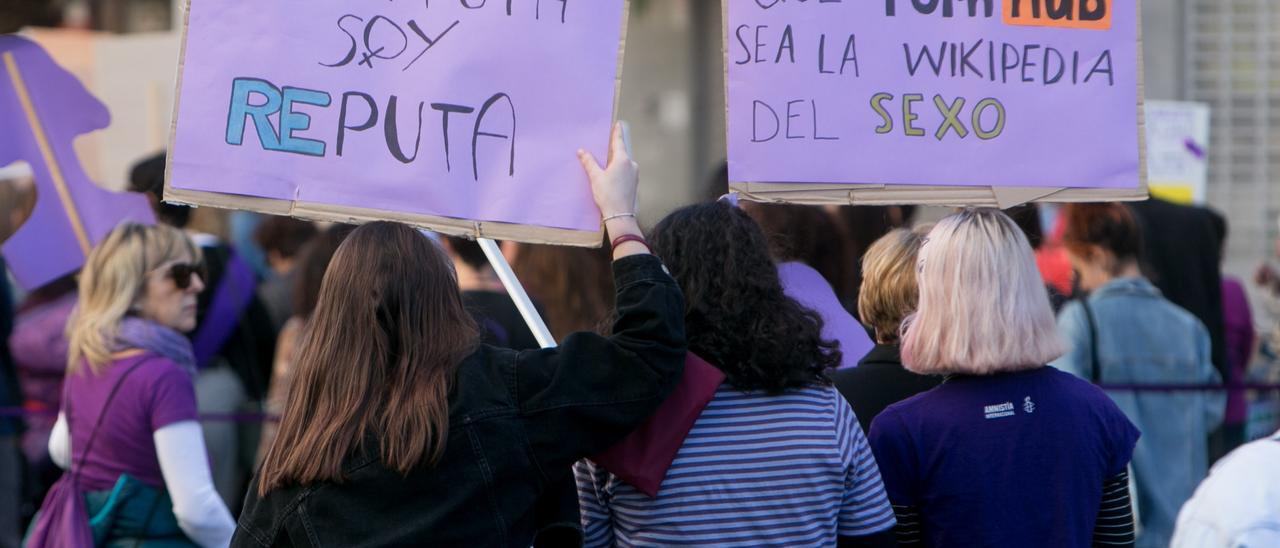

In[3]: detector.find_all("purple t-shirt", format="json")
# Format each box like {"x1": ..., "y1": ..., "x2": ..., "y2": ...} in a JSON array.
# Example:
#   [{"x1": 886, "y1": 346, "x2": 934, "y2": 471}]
[
  {"x1": 63, "y1": 353, "x2": 198, "y2": 491},
  {"x1": 868, "y1": 366, "x2": 1139, "y2": 547}
]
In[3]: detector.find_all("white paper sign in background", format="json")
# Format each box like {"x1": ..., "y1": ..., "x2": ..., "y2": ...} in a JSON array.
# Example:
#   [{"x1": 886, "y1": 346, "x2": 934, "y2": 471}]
[{"x1": 1145, "y1": 100, "x2": 1211, "y2": 205}]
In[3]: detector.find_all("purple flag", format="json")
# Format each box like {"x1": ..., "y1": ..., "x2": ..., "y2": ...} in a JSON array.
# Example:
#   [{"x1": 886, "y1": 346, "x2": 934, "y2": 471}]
[
  {"x1": 778, "y1": 262, "x2": 874, "y2": 370},
  {"x1": 0, "y1": 36, "x2": 155, "y2": 290}
]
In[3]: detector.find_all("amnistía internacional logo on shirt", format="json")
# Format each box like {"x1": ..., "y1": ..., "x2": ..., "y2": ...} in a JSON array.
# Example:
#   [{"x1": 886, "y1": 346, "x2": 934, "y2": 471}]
[
  {"x1": 984, "y1": 396, "x2": 1036, "y2": 420},
  {"x1": 984, "y1": 402, "x2": 1015, "y2": 419}
]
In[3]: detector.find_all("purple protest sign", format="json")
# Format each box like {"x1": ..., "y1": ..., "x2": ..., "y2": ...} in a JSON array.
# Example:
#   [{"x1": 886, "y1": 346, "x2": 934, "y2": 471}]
[
  {"x1": 168, "y1": 0, "x2": 626, "y2": 243},
  {"x1": 0, "y1": 36, "x2": 155, "y2": 291},
  {"x1": 725, "y1": 0, "x2": 1140, "y2": 190}
]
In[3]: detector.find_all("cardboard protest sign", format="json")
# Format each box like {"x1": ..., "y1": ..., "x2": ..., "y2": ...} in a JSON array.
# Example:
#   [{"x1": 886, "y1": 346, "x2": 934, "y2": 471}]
[
  {"x1": 166, "y1": 1, "x2": 628, "y2": 246},
  {"x1": 723, "y1": 0, "x2": 1147, "y2": 207},
  {"x1": 1145, "y1": 100, "x2": 1209, "y2": 205},
  {"x1": 0, "y1": 36, "x2": 155, "y2": 290}
]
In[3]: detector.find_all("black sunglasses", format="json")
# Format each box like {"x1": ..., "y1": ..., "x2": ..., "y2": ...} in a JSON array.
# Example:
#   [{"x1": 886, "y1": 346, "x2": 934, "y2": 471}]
[{"x1": 167, "y1": 262, "x2": 206, "y2": 290}]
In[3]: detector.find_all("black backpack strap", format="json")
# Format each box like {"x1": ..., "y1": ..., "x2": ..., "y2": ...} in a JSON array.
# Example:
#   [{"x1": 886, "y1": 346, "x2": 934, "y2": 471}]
[
  {"x1": 68, "y1": 357, "x2": 152, "y2": 483},
  {"x1": 1079, "y1": 297, "x2": 1103, "y2": 385}
]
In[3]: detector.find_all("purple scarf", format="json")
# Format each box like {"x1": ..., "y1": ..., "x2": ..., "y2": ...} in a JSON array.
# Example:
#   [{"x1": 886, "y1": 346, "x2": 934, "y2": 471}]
[{"x1": 113, "y1": 317, "x2": 197, "y2": 374}]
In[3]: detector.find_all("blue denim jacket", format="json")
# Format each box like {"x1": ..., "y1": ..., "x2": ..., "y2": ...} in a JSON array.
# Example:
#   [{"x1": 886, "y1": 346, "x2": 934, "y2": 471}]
[{"x1": 1052, "y1": 277, "x2": 1224, "y2": 548}]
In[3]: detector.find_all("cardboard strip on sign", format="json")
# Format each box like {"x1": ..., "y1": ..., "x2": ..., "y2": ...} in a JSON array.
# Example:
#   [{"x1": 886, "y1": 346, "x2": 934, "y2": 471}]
[{"x1": 164, "y1": 186, "x2": 603, "y2": 247}]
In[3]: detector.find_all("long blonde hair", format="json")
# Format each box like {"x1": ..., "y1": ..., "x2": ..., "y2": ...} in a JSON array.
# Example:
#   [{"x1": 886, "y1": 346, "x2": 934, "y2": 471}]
[
  {"x1": 66, "y1": 222, "x2": 201, "y2": 374},
  {"x1": 901, "y1": 209, "x2": 1064, "y2": 375}
]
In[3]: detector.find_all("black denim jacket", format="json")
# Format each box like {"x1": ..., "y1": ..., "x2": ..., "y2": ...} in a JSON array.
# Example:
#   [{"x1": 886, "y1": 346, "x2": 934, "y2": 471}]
[{"x1": 232, "y1": 254, "x2": 686, "y2": 547}]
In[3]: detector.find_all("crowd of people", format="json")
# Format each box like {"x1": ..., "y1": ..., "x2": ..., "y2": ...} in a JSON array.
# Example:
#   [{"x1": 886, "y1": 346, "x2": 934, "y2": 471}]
[{"x1": 0, "y1": 124, "x2": 1279, "y2": 547}]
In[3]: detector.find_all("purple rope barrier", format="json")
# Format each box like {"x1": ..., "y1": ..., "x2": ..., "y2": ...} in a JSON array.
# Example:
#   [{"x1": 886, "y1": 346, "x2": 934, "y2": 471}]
[
  {"x1": 3, "y1": 384, "x2": 1280, "y2": 421},
  {"x1": 0, "y1": 407, "x2": 278, "y2": 422},
  {"x1": 1097, "y1": 383, "x2": 1280, "y2": 393}
]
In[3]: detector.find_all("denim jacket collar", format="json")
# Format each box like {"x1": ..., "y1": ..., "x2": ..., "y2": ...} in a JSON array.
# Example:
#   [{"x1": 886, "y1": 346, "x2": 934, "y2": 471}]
[{"x1": 1090, "y1": 276, "x2": 1162, "y2": 301}]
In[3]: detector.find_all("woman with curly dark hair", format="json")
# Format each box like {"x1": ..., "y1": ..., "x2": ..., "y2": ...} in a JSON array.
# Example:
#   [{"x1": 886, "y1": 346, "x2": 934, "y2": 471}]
[{"x1": 575, "y1": 202, "x2": 897, "y2": 547}]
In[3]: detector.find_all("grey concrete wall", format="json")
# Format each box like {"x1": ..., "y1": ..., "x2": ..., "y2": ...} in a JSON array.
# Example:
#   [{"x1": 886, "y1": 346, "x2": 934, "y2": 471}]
[
  {"x1": 1142, "y1": 0, "x2": 1185, "y2": 101},
  {"x1": 618, "y1": 2, "x2": 695, "y2": 227},
  {"x1": 619, "y1": 0, "x2": 726, "y2": 228}
]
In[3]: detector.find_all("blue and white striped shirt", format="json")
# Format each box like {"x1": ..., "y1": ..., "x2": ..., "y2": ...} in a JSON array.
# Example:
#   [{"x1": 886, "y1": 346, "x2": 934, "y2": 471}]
[{"x1": 574, "y1": 384, "x2": 896, "y2": 547}]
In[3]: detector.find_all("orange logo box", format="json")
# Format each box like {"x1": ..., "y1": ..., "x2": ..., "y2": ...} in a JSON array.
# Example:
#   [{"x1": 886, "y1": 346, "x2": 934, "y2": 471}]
[{"x1": 1004, "y1": 0, "x2": 1111, "y2": 30}]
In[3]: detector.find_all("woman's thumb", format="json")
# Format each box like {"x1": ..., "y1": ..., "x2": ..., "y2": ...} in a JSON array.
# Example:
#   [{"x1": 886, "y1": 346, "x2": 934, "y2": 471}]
[{"x1": 578, "y1": 149, "x2": 605, "y2": 180}]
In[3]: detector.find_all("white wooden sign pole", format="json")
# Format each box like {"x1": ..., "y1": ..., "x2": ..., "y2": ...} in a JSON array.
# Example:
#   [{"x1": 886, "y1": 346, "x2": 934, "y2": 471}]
[
  {"x1": 478, "y1": 238, "x2": 557, "y2": 349},
  {"x1": 475, "y1": 123, "x2": 633, "y2": 350}
]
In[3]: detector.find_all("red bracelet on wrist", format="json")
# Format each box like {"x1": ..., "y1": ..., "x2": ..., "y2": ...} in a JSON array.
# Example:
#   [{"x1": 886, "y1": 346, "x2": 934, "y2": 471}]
[{"x1": 611, "y1": 233, "x2": 650, "y2": 252}]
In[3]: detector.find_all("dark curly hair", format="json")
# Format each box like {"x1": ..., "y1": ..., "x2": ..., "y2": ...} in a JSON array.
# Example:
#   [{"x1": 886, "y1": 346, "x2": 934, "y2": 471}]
[{"x1": 650, "y1": 202, "x2": 840, "y2": 393}]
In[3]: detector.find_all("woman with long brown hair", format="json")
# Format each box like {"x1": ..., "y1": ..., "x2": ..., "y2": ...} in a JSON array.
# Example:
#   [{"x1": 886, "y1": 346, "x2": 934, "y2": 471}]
[{"x1": 234, "y1": 124, "x2": 687, "y2": 546}]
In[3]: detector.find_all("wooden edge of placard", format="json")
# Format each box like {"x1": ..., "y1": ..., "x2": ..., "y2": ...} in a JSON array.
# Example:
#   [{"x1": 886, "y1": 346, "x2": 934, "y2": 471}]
[{"x1": 164, "y1": 186, "x2": 603, "y2": 246}]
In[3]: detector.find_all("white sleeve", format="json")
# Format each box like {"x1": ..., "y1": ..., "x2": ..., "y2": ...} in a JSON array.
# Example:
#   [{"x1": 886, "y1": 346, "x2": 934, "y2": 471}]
[
  {"x1": 48, "y1": 412, "x2": 70, "y2": 469},
  {"x1": 154, "y1": 421, "x2": 236, "y2": 548}
]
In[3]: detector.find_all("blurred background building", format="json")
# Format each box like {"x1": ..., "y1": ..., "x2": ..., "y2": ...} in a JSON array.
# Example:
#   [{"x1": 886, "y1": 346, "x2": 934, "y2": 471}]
[{"x1": 1178, "y1": 0, "x2": 1280, "y2": 299}]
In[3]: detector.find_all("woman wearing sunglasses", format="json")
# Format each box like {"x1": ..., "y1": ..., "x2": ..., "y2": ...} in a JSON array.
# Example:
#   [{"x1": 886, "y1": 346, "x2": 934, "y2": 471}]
[{"x1": 35, "y1": 223, "x2": 235, "y2": 547}]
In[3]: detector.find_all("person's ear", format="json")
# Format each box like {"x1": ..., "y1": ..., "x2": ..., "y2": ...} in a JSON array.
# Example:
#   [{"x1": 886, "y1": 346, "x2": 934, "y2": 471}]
[{"x1": 1082, "y1": 244, "x2": 1109, "y2": 264}]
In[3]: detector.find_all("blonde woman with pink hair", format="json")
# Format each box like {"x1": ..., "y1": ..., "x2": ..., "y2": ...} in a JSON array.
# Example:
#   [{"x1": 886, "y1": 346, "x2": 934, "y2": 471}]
[{"x1": 867, "y1": 209, "x2": 1140, "y2": 547}]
